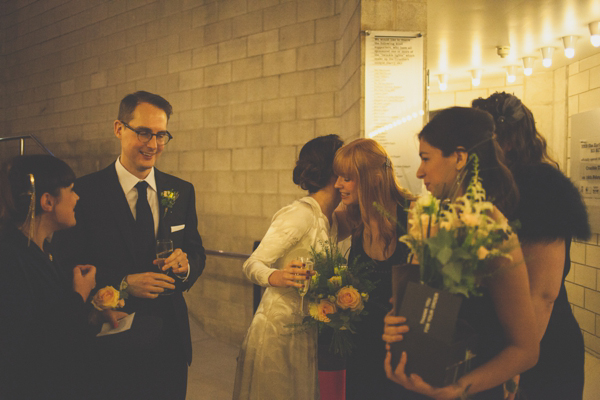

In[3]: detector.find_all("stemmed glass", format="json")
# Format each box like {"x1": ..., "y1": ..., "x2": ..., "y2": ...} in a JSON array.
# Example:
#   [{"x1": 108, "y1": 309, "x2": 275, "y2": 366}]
[
  {"x1": 156, "y1": 239, "x2": 174, "y2": 296},
  {"x1": 297, "y1": 256, "x2": 314, "y2": 314}
]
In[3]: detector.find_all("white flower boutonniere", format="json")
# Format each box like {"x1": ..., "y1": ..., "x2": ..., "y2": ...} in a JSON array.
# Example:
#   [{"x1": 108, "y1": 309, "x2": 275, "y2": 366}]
[{"x1": 160, "y1": 189, "x2": 179, "y2": 217}]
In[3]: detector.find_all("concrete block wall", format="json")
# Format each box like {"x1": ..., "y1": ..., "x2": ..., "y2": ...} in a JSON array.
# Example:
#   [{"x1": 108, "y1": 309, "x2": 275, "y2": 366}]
[
  {"x1": 0, "y1": 0, "x2": 365, "y2": 345},
  {"x1": 565, "y1": 53, "x2": 600, "y2": 357}
]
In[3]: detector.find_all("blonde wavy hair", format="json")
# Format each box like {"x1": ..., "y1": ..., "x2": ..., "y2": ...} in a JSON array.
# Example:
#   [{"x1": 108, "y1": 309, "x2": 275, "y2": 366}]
[{"x1": 333, "y1": 138, "x2": 414, "y2": 255}]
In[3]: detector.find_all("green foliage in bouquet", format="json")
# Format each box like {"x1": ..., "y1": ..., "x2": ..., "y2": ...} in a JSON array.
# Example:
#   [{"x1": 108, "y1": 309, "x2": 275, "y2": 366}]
[
  {"x1": 400, "y1": 154, "x2": 518, "y2": 297},
  {"x1": 301, "y1": 240, "x2": 376, "y2": 357}
]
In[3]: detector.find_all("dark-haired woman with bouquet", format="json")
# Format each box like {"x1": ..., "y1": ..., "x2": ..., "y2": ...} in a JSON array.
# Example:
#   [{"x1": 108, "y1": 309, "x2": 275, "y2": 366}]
[
  {"x1": 233, "y1": 134, "x2": 344, "y2": 400},
  {"x1": 0, "y1": 155, "x2": 125, "y2": 399},
  {"x1": 473, "y1": 93, "x2": 590, "y2": 400},
  {"x1": 383, "y1": 107, "x2": 539, "y2": 399}
]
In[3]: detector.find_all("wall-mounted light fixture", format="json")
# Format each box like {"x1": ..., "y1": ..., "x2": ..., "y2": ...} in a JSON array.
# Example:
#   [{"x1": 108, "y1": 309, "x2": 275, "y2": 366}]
[
  {"x1": 562, "y1": 36, "x2": 578, "y2": 59},
  {"x1": 589, "y1": 21, "x2": 600, "y2": 47},
  {"x1": 522, "y1": 57, "x2": 535, "y2": 76},
  {"x1": 505, "y1": 66, "x2": 517, "y2": 83},
  {"x1": 540, "y1": 47, "x2": 554, "y2": 67},
  {"x1": 438, "y1": 74, "x2": 448, "y2": 91},
  {"x1": 471, "y1": 69, "x2": 482, "y2": 86}
]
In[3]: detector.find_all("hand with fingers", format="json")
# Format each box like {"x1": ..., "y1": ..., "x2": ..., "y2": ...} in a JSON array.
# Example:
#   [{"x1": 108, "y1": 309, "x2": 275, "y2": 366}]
[
  {"x1": 88, "y1": 309, "x2": 129, "y2": 328},
  {"x1": 382, "y1": 311, "x2": 409, "y2": 344},
  {"x1": 268, "y1": 259, "x2": 314, "y2": 288},
  {"x1": 124, "y1": 272, "x2": 176, "y2": 298},
  {"x1": 153, "y1": 248, "x2": 189, "y2": 276},
  {"x1": 384, "y1": 350, "x2": 465, "y2": 400},
  {"x1": 73, "y1": 264, "x2": 96, "y2": 301}
]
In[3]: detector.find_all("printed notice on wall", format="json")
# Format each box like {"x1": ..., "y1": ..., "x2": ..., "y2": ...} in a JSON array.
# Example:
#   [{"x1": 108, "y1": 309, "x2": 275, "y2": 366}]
[
  {"x1": 365, "y1": 31, "x2": 425, "y2": 195},
  {"x1": 571, "y1": 109, "x2": 600, "y2": 233}
]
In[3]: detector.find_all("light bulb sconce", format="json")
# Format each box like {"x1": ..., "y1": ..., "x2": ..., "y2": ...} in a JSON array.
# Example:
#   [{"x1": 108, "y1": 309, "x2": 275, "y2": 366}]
[
  {"x1": 562, "y1": 35, "x2": 578, "y2": 59},
  {"x1": 522, "y1": 57, "x2": 535, "y2": 76},
  {"x1": 540, "y1": 47, "x2": 554, "y2": 68},
  {"x1": 471, "y1": 69, "x2": 482, "y2": 86},
  {"x1": 505, "y1": 66, "x2": 517, "y2": 84},
  {"x1": 438, "y1": 74, "x2": 448, "y2": 91},
  {"x1": 589, "y1": 21, "x2": 600, "y2": 47}
]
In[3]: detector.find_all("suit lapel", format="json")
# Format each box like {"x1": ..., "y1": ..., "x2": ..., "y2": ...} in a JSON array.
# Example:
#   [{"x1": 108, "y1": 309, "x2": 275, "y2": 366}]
[
  {"x1": 100, "y1": 164, "x2": 138, "y2": 269},
  {"x1": 155, "y1": 169, "x2": 171, "y2": 241}
]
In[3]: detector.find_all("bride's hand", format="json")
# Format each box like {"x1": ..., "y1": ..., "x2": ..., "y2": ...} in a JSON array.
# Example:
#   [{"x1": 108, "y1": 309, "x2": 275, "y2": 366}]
[
  {"x1": 382, "y1": 311, "x2": 409, "y2": 344},
  {"x1": 384, "y1": 351, "x2": 465, "y2": 400},
  {"x1": 268, "y1": 260, "x2": 314, "y2": 288}
]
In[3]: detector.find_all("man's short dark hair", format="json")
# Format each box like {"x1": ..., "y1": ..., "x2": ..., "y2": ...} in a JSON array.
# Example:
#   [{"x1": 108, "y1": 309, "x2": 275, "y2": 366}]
[{"x1": 118, "y1": 91, "x2": 173, "y2": 123}]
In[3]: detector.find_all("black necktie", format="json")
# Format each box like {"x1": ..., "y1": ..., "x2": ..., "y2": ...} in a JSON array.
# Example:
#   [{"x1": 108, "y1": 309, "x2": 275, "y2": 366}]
[{"x1": 135, "y1": 181, "x2": 155, "y2": 265}]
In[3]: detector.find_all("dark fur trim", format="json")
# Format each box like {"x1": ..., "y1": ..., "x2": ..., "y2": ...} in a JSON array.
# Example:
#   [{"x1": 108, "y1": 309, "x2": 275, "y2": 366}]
[{"x1": 514, "y1": 163, "x2": 590, "y2": 241}]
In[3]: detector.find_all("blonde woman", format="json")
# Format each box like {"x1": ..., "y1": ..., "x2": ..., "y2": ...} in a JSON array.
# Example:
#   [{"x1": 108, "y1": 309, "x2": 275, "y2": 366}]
[{"x1": 332, "y1": 138, "x2": 415, "y2": 399}]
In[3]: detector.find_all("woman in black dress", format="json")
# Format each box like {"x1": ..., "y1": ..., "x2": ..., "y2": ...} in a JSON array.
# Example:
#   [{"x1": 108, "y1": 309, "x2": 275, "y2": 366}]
[
  {"x1": 383, "y1": 107, "x2": 539, "y2": 399},
  {"x1": 332, "y1": 138, "x2": 415, "y2": 399},
  {"x1": 473, "y1": 93, "x2": 590, "y2": 400},
  {"x1": 0, "y1": 155, "x2": 124, "y2": 399}
]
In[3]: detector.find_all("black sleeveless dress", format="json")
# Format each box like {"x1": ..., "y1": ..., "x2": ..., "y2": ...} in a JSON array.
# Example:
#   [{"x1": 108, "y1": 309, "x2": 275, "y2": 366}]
[
  {"x1": 515, "y1": 164, "x2": 590, "y2": 400},
  {"x1": 345, "y1": 205, "x2": 418, "y2": 400},
  {"x1": 345, "y1": 203, "x2": 508, "y2": 399}
]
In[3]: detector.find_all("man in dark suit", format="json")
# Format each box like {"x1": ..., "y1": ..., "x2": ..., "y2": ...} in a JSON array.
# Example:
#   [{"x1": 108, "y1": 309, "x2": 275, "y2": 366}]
[{"x1": 53, "y1": 91, "x2": 205, "y2": 399}]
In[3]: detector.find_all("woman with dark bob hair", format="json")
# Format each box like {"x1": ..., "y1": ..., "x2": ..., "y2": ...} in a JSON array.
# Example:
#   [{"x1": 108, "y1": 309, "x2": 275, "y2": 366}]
[
  {"x1": 383, "y1": 107, "x2": 539, "y2": 399},
  {"x1": 0, "y1": 155, "x2": 124, "y2": 399},
  {"x1": 233, "y1": 134, "x2": 344, "y2": 400},
  {"x1": 473, "y1": 93, "x2": 590, "y2": 400}
]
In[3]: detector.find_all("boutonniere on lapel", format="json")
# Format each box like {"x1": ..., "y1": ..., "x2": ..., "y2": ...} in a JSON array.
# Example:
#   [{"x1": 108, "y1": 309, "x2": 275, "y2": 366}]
[{"x1": 160, "y1": 189, "x2": 179, "y2": 217}]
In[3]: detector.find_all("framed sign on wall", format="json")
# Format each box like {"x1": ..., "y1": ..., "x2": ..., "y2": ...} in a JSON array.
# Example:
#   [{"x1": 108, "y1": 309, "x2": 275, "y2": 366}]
[
  {"x1": 365, "y1": 31, "x2": 425, "y2": 195},
  {"x1": 571, "y1": 108, "x2": 600, "y2": 234}
]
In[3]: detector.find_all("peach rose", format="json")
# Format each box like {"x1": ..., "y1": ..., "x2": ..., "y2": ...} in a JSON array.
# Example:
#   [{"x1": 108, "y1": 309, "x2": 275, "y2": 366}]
[
  {"x1": 336, "y1": 286, "x2": 363, "y2": 311},
  {"x1": 91, "y1": 286, "x2": 124, "y2": 311},
  {"x1": 310, "y1": 299, "x2": 337, "y2": 323}
]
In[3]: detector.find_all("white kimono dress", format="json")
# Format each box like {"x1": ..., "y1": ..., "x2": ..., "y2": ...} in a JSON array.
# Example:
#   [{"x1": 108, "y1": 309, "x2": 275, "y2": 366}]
[{"x1": 233, "y1": 196, "x2": 337, "y2": 400}]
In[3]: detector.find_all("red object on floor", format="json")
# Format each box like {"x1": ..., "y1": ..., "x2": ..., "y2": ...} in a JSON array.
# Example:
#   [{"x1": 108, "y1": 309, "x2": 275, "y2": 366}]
[{"x1": 319, "y1": 370, "x2": 346, "y2": 400}]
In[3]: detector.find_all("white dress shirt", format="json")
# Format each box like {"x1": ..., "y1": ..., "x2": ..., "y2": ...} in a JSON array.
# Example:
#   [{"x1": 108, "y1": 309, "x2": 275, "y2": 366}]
[
  {"x1": 114, "y1": 158, "x2": 189, "y2": 280},
  {"x1": 115, "y1": 158, "x2": 160, "y2": 236}
]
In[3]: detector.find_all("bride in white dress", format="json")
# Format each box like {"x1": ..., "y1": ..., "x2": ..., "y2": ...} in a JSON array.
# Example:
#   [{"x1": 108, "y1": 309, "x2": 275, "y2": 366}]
[{"x1": 233, "y1": 135, "x2": 344, "y2": 400}]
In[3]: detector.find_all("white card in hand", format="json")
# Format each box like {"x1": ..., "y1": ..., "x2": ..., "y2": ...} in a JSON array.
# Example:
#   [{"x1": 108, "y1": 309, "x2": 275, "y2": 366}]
[{"x1": 96, "y1": 312, "x2": 135, "y2": 337}]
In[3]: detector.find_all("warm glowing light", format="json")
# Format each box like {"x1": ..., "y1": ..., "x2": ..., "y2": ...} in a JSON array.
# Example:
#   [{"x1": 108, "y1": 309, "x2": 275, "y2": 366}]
[
  {"x1": 540, "y1": 47, "x2": 554, "y2": 68},
  {"x1": 590, "y1": 22, "x2": 600, "y2": 47},
  {"x1": 471, "y1": 69, "x2": 482, "y2": 87},
  {"x1": 562, "y1": 36, "x2": 578, "y2": 59},
  {"x1": 522, "y1": 57, "x2": 535, "y2": 76},
  {"x1": 367, "y1": 110, "x2": 426, "y2": 138},
  {"x1": 505, "y1": 66, "x2": 516, "y2": 84},
  {"x1": 438, "y1": 74, "x2": 448, "y2": 91}
]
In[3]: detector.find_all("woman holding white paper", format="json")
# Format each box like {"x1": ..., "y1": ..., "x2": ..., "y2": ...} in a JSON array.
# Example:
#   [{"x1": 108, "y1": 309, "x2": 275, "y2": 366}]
[{"x1": 0, "y1": 155, "x2": 125, "y2": 399}]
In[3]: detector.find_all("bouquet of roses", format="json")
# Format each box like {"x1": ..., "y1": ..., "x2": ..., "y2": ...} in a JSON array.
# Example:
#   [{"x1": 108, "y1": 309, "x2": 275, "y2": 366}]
[
  {"x1": 300, "y1": 241, "x2": 376, "y2": 357},
  {"x1": 399, "y1": 155, "x2": 516, "y2": 297}
]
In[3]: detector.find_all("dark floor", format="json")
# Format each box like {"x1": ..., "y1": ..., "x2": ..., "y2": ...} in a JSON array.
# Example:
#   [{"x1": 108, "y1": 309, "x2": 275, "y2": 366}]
[{"x1": 186, "y1": 316, "x2": 600, "y2": 400}]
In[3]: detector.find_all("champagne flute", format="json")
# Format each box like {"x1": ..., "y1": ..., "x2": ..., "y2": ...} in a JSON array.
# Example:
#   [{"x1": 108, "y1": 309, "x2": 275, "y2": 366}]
[
  {"x1": 297, "y1": 256, "x2": 314, "y2": 314},
  {"x1": 156, "y1": 239, "x2": 174, "y2": 296}
]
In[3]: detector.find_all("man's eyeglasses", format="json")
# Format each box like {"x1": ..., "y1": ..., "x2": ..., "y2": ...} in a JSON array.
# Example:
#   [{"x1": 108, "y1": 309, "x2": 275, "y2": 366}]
[{"x1": 119, "y1": 120, "x2": 173, "y2": 145}]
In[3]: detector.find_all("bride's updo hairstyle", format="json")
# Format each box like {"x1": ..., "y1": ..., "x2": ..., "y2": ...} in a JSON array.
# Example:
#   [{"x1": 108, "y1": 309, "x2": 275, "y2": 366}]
[
  {"x1": 293, "y1": 134, "x2": 343, "y2": 194},
  {"x1": 0, "y1": 155, "x2": 76, "y2": 228},
  {"x1": 418, "y1": 107, "x2": 518, "y2": 216}
]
